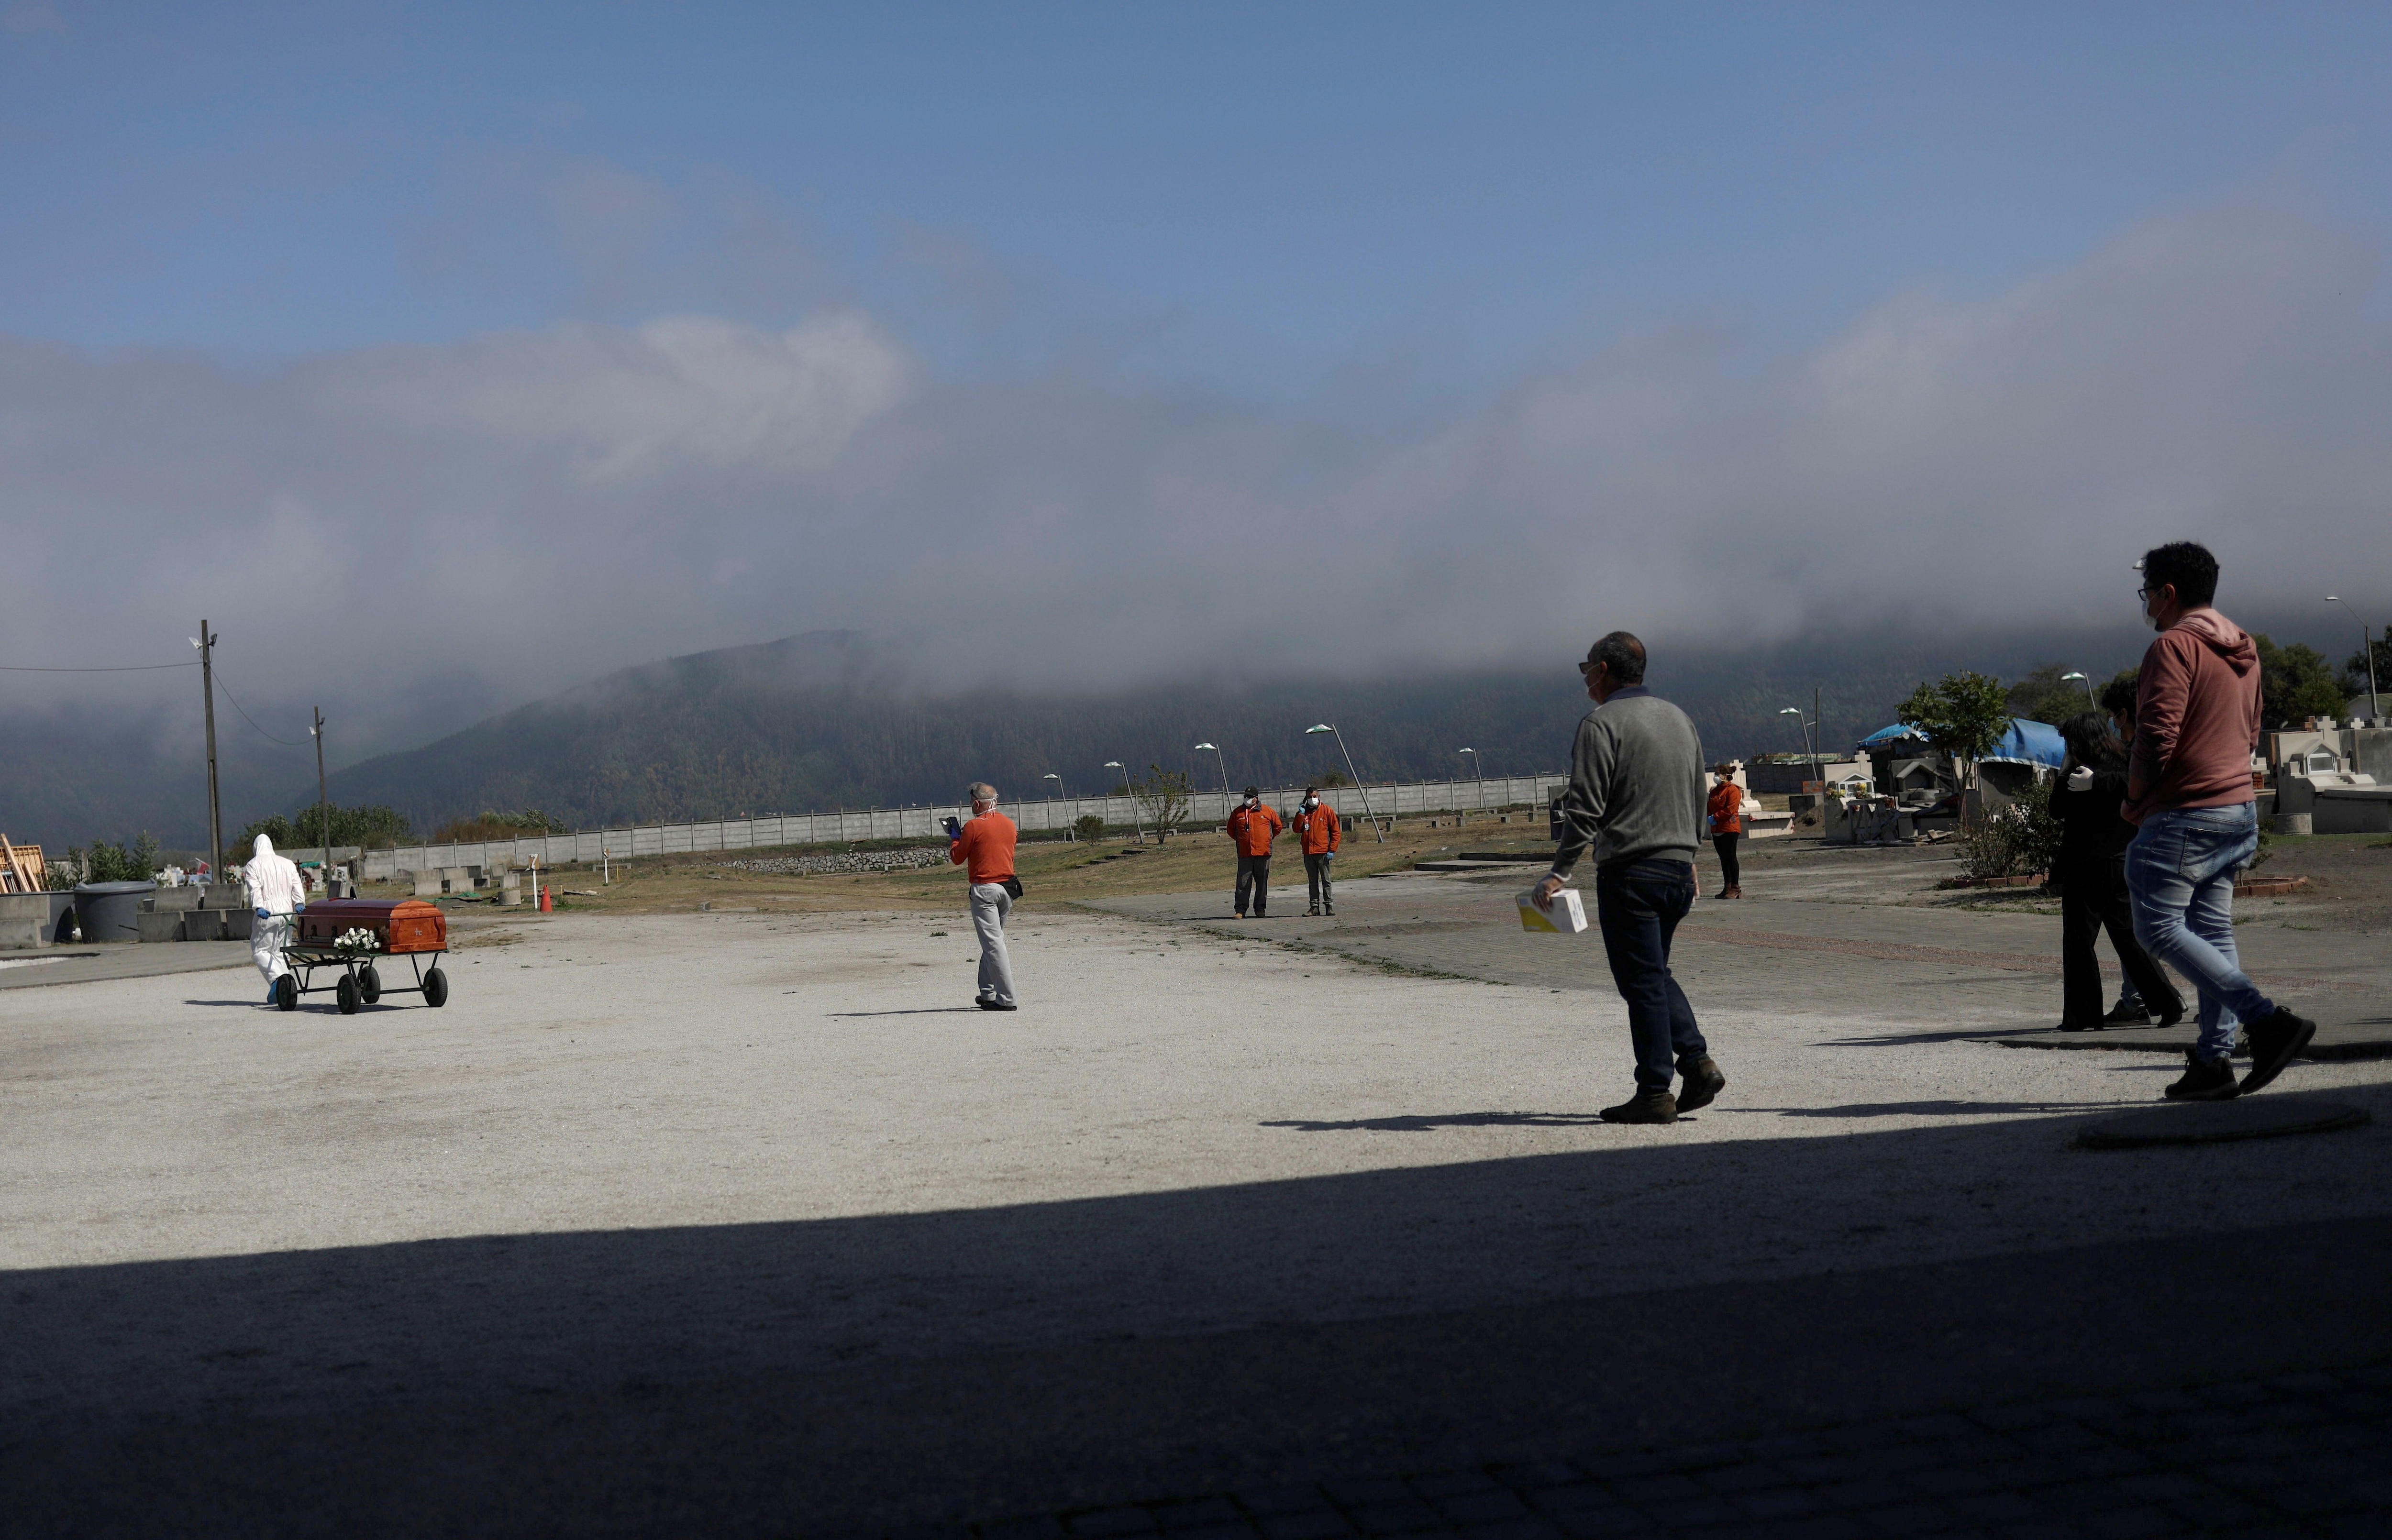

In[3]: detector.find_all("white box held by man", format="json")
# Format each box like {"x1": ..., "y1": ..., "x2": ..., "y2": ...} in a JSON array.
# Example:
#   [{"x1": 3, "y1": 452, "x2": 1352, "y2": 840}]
[{"x1": 1517, "y1": 886, "x2": 1589, "y2": 934}]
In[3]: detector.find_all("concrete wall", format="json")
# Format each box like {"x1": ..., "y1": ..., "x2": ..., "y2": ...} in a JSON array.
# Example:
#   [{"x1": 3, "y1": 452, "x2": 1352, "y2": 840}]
[{"x1": 359, "y1": 774, "x2": 1570, "y2": 881}]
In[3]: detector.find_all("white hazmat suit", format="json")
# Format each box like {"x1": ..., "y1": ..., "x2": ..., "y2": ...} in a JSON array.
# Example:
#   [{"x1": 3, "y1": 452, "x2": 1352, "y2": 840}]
[{"x1": 244, "y1": 834, "x2": 309, "y2": 997}]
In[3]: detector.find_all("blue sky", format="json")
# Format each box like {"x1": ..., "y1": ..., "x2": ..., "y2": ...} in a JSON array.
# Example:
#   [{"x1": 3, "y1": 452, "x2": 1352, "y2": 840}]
[
  {"x1": 10, "y1": 2, "x2": 2392, "y2": 399},
  {"x1": 6, "y1": 2, "x2": 2392, "y2": 733}
]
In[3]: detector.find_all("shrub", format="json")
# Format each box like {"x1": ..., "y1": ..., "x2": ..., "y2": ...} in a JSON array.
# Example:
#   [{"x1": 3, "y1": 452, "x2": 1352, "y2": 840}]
[
  {"x1": 236, "y1": 803, "x2": 413, "y2": 858},
  {"x1": 432, "y1": 808, "x2": 571, "y2": 843},
  {"x1": 1129, "y1": 765, "x2": 1193, "y2": 833},
  {"x1": 1073, "y1": 814, "x2": 1106, "y2": 842},
  {"x1": 69, "y1": 832, "x2": 161, "y2": 884},
  {"x1": 1957, "y1": 795, "x2": 2062, "y2": 880}
]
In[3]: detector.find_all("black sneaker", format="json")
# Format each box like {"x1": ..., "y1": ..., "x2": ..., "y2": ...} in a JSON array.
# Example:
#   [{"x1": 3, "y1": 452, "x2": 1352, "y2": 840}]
[
  {"x1": 1599, "y1": 1089, "x2": 1678, "y2": 1124},
  {"x1": 2239, "y1": 1009, "x2": 2317, "y2": 1095},
  {"x1": 2103, "y1": 1000, "x2": 2153, "y2": 1026},
  {"x1": 1675, "y1": 1056, "x2": 1726, "y2": 1113},
  {"x1": 2163, "y1": 1053, "x2": 2239, "y2": 1101}
]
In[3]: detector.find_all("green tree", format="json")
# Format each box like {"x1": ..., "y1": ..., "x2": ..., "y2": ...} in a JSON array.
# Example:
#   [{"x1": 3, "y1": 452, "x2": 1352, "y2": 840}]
[
  {"x1": 234, "y1": 804, "x2": 413, "y2": 860},
  {"x1": 2251, "y1": 634, "x2": 2346, "y2": 728},
  {"x1": 1895, "y1": 671, "x2": 2012, "y2": 791},
  {"x1": 68, "y1": 832, "x2": 161, "y2": 884},
  {"x1": 2003, "y1": 662, "x2": 2096, "y2": 726},
  {"x1": 1130, "y1": 765, "x2": 1193, "y2": 833}
]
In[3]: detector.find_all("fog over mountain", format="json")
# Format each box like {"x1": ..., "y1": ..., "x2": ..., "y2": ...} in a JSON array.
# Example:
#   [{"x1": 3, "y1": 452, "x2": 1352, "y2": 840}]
[
  {"x1": 12, "y1": 618, "x2": 2221, "y2": 851},
  {"x1": 6, "y1": 188, "x2": 2388, "y2": 848}
]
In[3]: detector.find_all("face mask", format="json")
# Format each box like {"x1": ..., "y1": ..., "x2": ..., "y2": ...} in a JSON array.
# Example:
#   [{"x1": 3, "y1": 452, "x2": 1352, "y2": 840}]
[{"x1": 1302, "y1": 798, "x2": 1318, "y2": 809}]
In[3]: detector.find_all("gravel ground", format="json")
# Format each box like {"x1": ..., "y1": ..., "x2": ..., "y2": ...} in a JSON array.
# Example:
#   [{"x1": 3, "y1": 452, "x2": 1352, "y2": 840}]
[
  {"x1": 4, "y1": 901, "x2": 2386, "y2": 1423},
  {"x1": 722, "y1": 845, "x2": 953, "y2": 876}
]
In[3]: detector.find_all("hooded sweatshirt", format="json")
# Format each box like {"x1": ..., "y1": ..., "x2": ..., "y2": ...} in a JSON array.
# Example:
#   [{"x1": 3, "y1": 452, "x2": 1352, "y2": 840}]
[
  {"x1": 243, "y1": 834, "x2": 309, "y2": 915},
  {"x1": 2125, "y1": 607, "x2": 2260, "y2": 825}
]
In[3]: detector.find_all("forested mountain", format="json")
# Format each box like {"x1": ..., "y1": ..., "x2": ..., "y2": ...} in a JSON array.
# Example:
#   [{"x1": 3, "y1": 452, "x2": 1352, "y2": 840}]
[{"x1": 320, "y1": 626, "x2": 2167, "y2": 836}]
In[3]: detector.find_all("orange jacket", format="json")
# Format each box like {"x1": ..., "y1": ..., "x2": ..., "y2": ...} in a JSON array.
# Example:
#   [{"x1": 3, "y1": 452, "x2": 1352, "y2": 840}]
[
  {"x1": 1226, "y1": 802, "x2": 1282, "y2": 857},
  {"x1": 1706, "y1": 781, "x2": 1742, "y2": 836},
  {"x1": 1292, "y1": 800, "x2": 1341, "y2": 855},
  {"x1": 948, "y1": 810, "x2": 1018, "y2": 884}
]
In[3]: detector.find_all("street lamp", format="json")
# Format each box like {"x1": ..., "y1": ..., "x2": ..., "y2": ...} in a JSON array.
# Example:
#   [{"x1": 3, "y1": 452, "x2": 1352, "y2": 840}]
[
  {"x1": 1193, "y1": 742, "x2": 1230, "y2": 822},
  {"x1": 1459, "y1": 748, "x2": 1485, "y2": 814},
  {"x1": 2327, "y1": 597, "x2": 2381, "y2": 720},
  {"x1": 1779, "y1": 705, "x2": 1823, "y2": 792},
  {"x1": 1305, "y1": 724, "x2": 1384, "y2": 842},
  {"x1": 2060, "y1": 671, "x2": 2094, "y2": 702},
  {"x1": 1042, "y1": 772, "x2": 1069, "y2": 836},
  {"x1": 1104, "y1": 760, "x2": 1146, "y2": 842}
]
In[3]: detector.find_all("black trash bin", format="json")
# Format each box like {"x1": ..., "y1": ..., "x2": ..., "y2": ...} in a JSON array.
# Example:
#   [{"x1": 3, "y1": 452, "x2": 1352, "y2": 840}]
[{"x1": 74, "y1": 880, "x2": 157, "y2": 943}]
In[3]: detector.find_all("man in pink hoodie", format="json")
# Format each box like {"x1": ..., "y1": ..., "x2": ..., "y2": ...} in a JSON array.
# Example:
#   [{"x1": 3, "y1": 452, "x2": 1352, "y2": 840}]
[{"x1": 2123, "y1": 541, "x2": 2316, "y2": 1100}]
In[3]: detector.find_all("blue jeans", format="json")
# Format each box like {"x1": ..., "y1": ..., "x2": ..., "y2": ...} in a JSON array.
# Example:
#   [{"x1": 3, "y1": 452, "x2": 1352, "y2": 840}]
[
  {"x1": 2125, "y1": 803, "x2": 2273, "y2": 1065},
  {"x1": 1594, "y1": 858, "x2": 1707, "y2": 1092}
]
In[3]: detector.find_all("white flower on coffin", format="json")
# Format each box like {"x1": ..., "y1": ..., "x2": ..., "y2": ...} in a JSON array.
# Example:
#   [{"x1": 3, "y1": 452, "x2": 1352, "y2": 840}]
[{"x1": 332, "y1": 927, "x2": 379, "y2": 953}]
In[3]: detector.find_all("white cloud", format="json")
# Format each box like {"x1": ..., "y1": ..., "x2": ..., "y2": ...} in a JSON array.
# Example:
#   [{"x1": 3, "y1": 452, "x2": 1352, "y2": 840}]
[
  {"x1": 3, "y1": 185, "x2": 2387, "y2": 729},
  {"x1": 332, "y1": 311, "x2": 912, "y2": 481}
]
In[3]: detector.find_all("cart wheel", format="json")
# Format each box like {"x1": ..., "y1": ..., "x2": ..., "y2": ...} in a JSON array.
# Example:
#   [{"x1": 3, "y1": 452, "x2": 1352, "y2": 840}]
[
  {"x1": 359, "y1": 965, "x2": 382, "y2": 1005},
  {"x1": 422, "y1": 967, "x2": 448, "y2": 1008},
  {"x1": 336, "y1": 973, "x2": 360, "y2": 1014},
  {"x1": 274, "y1": 975, "x2": 298, "y2": 1012}
]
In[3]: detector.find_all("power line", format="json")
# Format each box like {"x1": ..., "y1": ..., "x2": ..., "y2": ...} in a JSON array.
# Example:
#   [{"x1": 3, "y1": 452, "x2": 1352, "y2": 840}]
[
  {"x1": 0, "y1": 660, "x2": 200, "y2": 672},
  {"x1": 208, "y1": 666, "x2": 315, "y2": 748}
]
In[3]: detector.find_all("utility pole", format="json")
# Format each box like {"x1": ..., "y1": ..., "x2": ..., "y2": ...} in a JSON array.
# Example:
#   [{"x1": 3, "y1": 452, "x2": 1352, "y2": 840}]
[
  {"x1": 196, "y1": 621, "x2": 222, "y2": 880},
  {"x1": 312, "y1": 707, "x2": 330, "y2": 895},
  {"x1": 1813, "y1": 685, "x2": 1826, "y2": 793}
]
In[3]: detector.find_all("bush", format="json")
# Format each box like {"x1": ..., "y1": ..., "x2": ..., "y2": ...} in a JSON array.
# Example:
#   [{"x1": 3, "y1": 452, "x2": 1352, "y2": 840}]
[
  {"x1": 432, "y1": 808, "x2": 571, "y2": 843},
  {"x1": 1073, "y1": 814, "x2": 1107, "y2": 842},
  {"x1": 69, "y1": 832, "x2": 161, "y2": 885},
  {"x1": 1129, "y1": 765, "x2": 1193, "y2": 834},
  {"x1": 236, "y1": 803, "x2": 413, "y2": 859},
  {"x1": 1957, "y1": 795, "x2": 2063, "y2": 880}
]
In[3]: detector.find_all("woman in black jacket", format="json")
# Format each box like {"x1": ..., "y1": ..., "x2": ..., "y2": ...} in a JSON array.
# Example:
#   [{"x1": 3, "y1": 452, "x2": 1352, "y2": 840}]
[{"x1": 2049, "y1": 711, "x2": 2183, "y2": 1030}]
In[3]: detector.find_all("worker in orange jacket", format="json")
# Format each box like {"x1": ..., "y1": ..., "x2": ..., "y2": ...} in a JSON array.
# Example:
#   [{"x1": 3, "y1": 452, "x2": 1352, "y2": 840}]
[
  {"x1": 1225, "y1": 785, "x2": 1283, "y2": 918},
  {"x1": 1706, "y1": 764, "x2": 1744, "y2": 900},
  {"x1": 1291, "y1": 785, "x2": 1342, "y2": 915}
]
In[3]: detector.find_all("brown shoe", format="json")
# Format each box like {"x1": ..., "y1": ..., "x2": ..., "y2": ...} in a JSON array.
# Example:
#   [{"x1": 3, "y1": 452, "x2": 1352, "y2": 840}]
[
  {"x1": 1599, "y1": 1089, "x2": 1678, "y2": 1124},
  {"x1": 1722, "y1": 885, "x2": 1742, "y2": 900},
  {"x1": 1675, "y1": 1055, "x2": 1726, "y2": 1113}
]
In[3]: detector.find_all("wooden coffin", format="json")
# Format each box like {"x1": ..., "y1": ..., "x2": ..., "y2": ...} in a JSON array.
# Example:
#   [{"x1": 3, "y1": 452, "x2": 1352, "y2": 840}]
[{"x1": 295, "y1": 898, "x2": 447, "y2": 954}]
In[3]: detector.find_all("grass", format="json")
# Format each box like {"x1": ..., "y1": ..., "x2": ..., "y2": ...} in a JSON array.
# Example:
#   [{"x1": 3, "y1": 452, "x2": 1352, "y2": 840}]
[{"x1": 361, "y1": 814, "x2": 1553, "y2": 918}]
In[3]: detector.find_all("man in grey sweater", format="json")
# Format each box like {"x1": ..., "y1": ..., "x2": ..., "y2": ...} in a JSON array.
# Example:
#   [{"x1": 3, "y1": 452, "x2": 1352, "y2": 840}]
[{"x1": 1533, "y1": 631, "x2": 1727, "y2": 1124}]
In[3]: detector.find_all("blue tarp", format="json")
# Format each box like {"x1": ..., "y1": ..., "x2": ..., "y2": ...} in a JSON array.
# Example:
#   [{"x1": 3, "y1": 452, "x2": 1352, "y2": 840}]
[{"x1": 1856, "y1": 717, "x2": 2067, "y2": 770}]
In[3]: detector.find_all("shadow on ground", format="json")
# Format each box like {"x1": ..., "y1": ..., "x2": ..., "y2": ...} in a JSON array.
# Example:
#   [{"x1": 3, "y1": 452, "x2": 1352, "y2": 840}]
[{"x1": 6, "y1": 1103, "x2": 2390, "y2": 1536}]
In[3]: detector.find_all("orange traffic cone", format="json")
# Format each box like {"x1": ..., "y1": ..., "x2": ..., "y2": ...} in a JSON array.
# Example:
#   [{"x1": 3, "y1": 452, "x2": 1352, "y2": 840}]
[{"x1": 538, "y1": 887, "x2": 553, "y2": 913}]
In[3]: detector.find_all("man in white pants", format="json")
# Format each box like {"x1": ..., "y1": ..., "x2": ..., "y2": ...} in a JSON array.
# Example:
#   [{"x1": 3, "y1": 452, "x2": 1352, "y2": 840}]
[
  {"x1": 944, "y1": 783, "x2": 1019, "y2": 1011},
  {"x1": 244, "y1": 833, "x2": 309, "y2": 1004}
]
